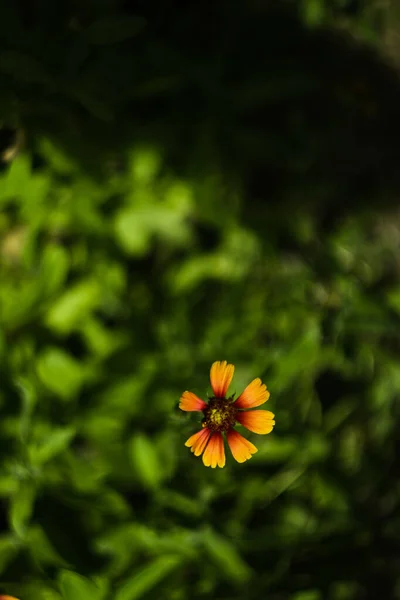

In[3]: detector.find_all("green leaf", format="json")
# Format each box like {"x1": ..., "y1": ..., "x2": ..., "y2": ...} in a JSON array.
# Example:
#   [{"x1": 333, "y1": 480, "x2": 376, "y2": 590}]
[
  {"x1": 26, "y1": 525, "x2": 68, "y2": 568},
  {"x1": 39, "y1": 138, "x2": 77, "y2": 175},
  {"x1": 270, "y1": 323, "x2": 321, "y2": 391},
  {"x1": 301, "y1": 0, "x2": 325, "y2": 26},
  {"x1": 15, "y1": 376, "x2": 37, "y2": 443},
  {"x1": 85, "y1": 16, "x2": 146, "y2": 45},
  {"x1": 115, "y1": 555, "x2": 181, "y2": 600},
  {"x1": 129, "y1": 433, "x2": 163, "y2": 490},
  {"x1": 36, "y1": 347, "x2": 84, "y2": 400},
  {"x1": 45, "y1": 280, "x2": 100, "y2": 334},
  {"x1": 201, "y1": 528, "x2": 252, "y2": 583},
  {"x1": 387, "y1": 286, "x2": 400, "y2": 314},
  {"x1": 129, "y1": 148, "x2": 161, "y2": 183},
  {"x1": 40, "y1": 245, "x2": 70, "y2": 296},
  {"x1": 292, "y1": 591, "x2": 322, "y2": 600},
  {"x1": 0, "y1": 533, "x2": 19, "y2": 574},
  {"x1": 9, "y1": 481, "x2": 36, "y2": 537},
  {"x1": 114, "y1": 209, "x2": 151, "y2": 256},
  {"x1": 29, "y1": 427, "x2": 76, "y2": 466},
  {"x1": 58, "y1": 570, "x2": 104, "y2": 600},
  {"x1": 2, "y1": 153, "x2": 31, "y2": 200}
]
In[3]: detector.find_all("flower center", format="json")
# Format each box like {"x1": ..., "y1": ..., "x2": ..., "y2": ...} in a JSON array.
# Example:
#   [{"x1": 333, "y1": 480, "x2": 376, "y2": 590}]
[{"x1": 202, "y1": 397, "x2": 238, "y2": 433}]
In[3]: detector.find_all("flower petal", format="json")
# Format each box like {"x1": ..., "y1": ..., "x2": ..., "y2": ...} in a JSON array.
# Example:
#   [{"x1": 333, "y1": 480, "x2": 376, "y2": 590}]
[
  {"x1": 0, "y1": 597, "x2": 20, "y2": 600},
  {"x1": 202, "y1": 432, "x2": 226, "y2": 468},
  {"x1": 236, "y1": 410, "x2": 275, "y2": 434},
  {"x1": 234, "y1": 378, "x2": 270, "y2": 409},
  {"x1": 185, "y1": 427, "x2": 211, "y2": 456},
  {"x1": 179, "y1": 391, "x2": 207, "y2": 412},
  {"x1": 210, "y1": 361, "x2": 235, "y2": 398},
  {"x1": 226, "y1": 429, "x2": 258, "y2": 463}
]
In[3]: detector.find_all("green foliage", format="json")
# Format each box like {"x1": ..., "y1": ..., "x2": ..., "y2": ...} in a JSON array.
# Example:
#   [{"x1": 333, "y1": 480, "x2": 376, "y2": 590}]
[{"x1": 0, "y1": 1, "x2": 399, "y2": 599}]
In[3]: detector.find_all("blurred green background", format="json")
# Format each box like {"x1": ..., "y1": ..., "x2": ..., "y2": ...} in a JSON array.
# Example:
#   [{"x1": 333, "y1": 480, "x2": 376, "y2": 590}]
[{"x1": 1, "y1": 1, "x2": 400, "y2": 599}]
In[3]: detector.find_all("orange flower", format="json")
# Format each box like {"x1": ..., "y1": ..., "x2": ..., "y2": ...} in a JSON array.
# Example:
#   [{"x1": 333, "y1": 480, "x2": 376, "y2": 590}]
[
  {"x1": 179, "y1": 361, "x2": 275, "y2": 468},
  {"x1": 0, "y1": 596, "x2": 20, "y2": 600}
]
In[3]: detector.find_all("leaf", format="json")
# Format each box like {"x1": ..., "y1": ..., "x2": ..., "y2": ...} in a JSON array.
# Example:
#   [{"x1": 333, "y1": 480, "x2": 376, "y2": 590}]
[
  {"x1": 0, "y1": 533, "x2": 19, "y2": 574},
  {"x1": 115, "y1": 556, "x2": 181, "y2": 600},
  {"x1": 2, "y1": 153, "x2": 31, "y2": 200},
  {"x1": 200, "y1": 528, "x2": 252, "y2": 583},
  {"x1": 15, "y1": 376, "x2": 37, "y2": 442},
  {"x1": 129, "y1": 433, "x2": 163, "y2": 490},
  {"x1": 40, "y1": 245, "x2": 70, "y2": 296},
  {"x1": 114, "y1": 210, "x2": 150, "y2": 256},
  {"x1": 269, "y1": 323, "x2": 321, "y2": 391},
  {"x1": 292, "y1": 591, "x2": 322, "y2": 600},
  {"x1": 36, "y1": 347, "x2": 84, "y2": 400},
  {"x1": 301, "y1": 0, "x2": 325, "y2": 26},
  {"x1": 387, "y1": 286, "x2": 400, "y2": 315},
  {"x1": 58, "y1": 570, "x2": 104, "y2": 600},
  {"x1": 45, "y1": 280, "x2": 100, "y2": 334},
  {"x1": 26, "y1": 525, "x2": 68, "y2": 568},
  {"x1": 129, "y1": 147, "x2": 161, "y2": 183},
  {"x1": 29, "y1": 427, "x2": 76, "y2": 466},
  {"x1": 39, "y1": 138, "x2": 77, "y2": 175},
  {"x1": 85, "y1": 16, "x2": 146, "y2": 45},
  {"x1": 9, "y1": 481, "x2": 36, "y2": 537}
]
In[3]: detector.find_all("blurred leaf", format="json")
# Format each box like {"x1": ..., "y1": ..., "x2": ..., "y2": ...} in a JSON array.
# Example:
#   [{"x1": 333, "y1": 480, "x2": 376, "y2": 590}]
[
  {"x1": 114, "y1": 209, "x2": 151, "y2": 255},
  {"x1": 26, "y1": 525, "x2": 68, "y2": 568},
  {"x1": 386, "y1": 286, "x2": 400, "y2": 314},
  {"x1": 45, "y1": 280, "x2": 100, "y2": 334},
  {"x1": 129, "y1": 433, "x2": 163, "y2": 490},
  {"x1": 129, "y1": 147, "x2": 161, "y2": 183},
  {"x1": 39, "y1": 138, "x2": 77, "y2": 175},
  {"x1": 254, "y1": 436, "x2": 297, "y2": 462},
  {"x1": 36, "y1": 348, "x2": 85, "y2": 400},
  {"x1": 15, "y1": 377, "x2": 37, "y2": 443},
  {"x1": 40, "y1": 245, "x2": 70, "y2": 296},
  {"x1": 85, "y1": 16, "x2": 146, "y2": 45},
  {"x1": 312, "y1": 474, "x2": 349, "y2": 513},
  {"x1": 270, "y1": 323, "x2": 321, "y2": 391},
  {"x1": 58, "y1": 570, "x2": 104, "y2": 600},
  {"x1": 324, "y1": 398, "x2": 357, "y2": 432},
  {"x1": 262, "y1": 466, "x2": 307, "y2": 503},
  {"x1": 29, "y1": 427, "x2": 76, "y2": 466},
  {"x1": 292, "y1": 591, "x2": 322, "y2": 600},
  {"x1": 201, "y1": 528, "x2": 252, "y2": 583},
  {"x1": 301, "y1": 0, "x2": 325, "y2": 26},
  {"x1": 0, "y1": 533, "x2": 19, "y2": 574},
  {"x1": 115, "y1": 555, "x2": 181, "y2": 600},
  {"x1": 2, "y1": 153, "x2": 31, "y2": 200},
  {"x1": 9, "y1": 481, "x2": 36, "y2": 537},
  {"x1": 0, "y1": 476, "x2": 19, "y2": 497},
  {"x1": 82, "y1": 318, "x2": 128, "y2": 357}
]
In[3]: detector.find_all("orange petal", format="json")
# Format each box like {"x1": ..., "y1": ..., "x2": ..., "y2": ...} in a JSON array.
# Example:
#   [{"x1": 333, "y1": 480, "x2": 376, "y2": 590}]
[
  {"x1": 0, "y1": 597, "x2": 20, "y2": 600},
  {"x1": 179, "y1": 391, "x2": 207, "y2": 412},
  {"x1": 185, "y1": 428, "x2": 211, "y2": 456},
  {"x1": 202, "y1": 432, "x2": 226, "y2": 468},
  {"x1": 210, "y1": 361, "x2": 235, "y2": 398},
  {"x1": 234, "y1": 378, "x2": 270, "y2": 409},
  {"x1": 226, "y1": 429, "x2": 258, "y2": 463},
  {"x1": 236, "y1": 410, "x2": 275, "y2": 434}
]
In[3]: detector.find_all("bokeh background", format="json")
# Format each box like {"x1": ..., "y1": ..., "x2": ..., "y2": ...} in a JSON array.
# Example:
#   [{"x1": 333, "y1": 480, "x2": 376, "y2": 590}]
[{"x1": 1, "y1": 1, "x2": 400, "y2": 599}]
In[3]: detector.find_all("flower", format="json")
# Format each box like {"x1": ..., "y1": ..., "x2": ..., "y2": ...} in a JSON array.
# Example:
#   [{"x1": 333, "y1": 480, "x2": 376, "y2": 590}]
[
  {"x1": 179, "y1": 361, "x2": 275, "y2": 468},
  {"x1": 0, "y1": 596, "x2": 20, "y2": 600}
]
